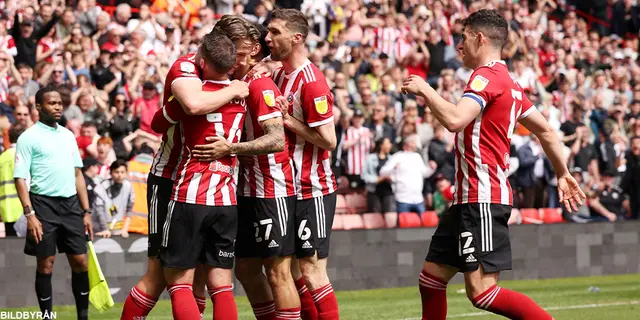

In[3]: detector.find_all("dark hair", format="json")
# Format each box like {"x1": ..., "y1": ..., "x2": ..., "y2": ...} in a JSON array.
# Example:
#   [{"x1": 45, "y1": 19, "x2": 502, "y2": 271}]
[
  {"x1": 8, "y1": 125, "x2": 25, "y2": 143},
  {"x1": 200, "y1": 31, "x2": 236, "y2": 73},
  {"x1": 255, "y1": 22, "x2": 270, "y2": 59},
  {"x1": 110, "y1": 159, "x2": 128, "y2": 172},
  {"x1": 463, "y1": 9, "x2": 508, "y2": 50},
  {"x1": 373, "y1": 136, "x2": 391, "y2": 154},
  {"x1": 81, "y1": 121, "x2": 97, "y2": 128},
  {"x1": 271, "y1": 9, "x2": 309, "y2": 40},
  {"x1": 212, "y1": 14, "x2": 260, "y2": 44},
  {"x1": 15, "y1": 63, "x2": 32, "y2": 71},
  {"x1": 35, "y1": 86, "x2": 59, "y2": 106}
]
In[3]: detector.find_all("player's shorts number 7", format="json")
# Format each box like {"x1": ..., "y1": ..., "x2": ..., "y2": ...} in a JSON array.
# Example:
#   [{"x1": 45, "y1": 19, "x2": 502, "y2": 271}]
[{"x1": 254, "y1": 219, "x2": 273, "y2": 242}]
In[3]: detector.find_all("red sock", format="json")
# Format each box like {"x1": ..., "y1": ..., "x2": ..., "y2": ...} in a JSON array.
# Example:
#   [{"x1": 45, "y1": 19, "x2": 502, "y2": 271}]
[
  {"x1": 295, "y1": 278, "x2": 318, "y2": 320},
  {"x1": 311, "y1": 284, "x2": 339, "y2": 320},
  {"x1": 251, "y1": 300, "x2": 276, "y2": 320},
  {"x1": 472, "y1": 285, "x2": 552, "y2": 320},
  {"x1": 208, "y1": 286, "x2": 237, "y2": 320},
  {"x1": 418, "y1": 271, "x2": 447, "y2": 320},
  {"x1": 276, "y1": 307, "x2": 302, "y2": 320},
  {"x1": 194, "y1": 293, "x2": 207, "y2": 316},
  {"x1": 167, "y1": 284, "x2": 200, "y2": 320},
  {"x1": 120, "y1": 286, "x2": 158, "y2": 320}
]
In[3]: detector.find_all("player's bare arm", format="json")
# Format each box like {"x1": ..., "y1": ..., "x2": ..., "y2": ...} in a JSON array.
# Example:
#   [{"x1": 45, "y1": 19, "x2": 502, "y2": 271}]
[
  {"x1": 191, "y1": 118, "x2": 286, "y2": 161},
  {"x1": 75, "y1": 167, "x2": 93, "y2": 240},
  {"x1": 401, "y1": 75, "x2": 481, "y2": 132},
  {"x1": 283, "y1": 115, "x2": 337, "y2": 150},
  {"x1": 172, "y1": 79, "x2": 249, "y2": 115},
  {"x1": 519, "y1": 109, "x2": 586, "y2": 212}
]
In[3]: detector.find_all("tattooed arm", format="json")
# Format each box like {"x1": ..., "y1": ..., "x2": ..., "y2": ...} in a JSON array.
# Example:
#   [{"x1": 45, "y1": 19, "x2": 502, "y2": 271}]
[
  {"x1": 192, "y1": 118, "x2": 286, "y2": 161},
  {"x1": 230, "y1": 118, "x2": 286, "y2": 155}
]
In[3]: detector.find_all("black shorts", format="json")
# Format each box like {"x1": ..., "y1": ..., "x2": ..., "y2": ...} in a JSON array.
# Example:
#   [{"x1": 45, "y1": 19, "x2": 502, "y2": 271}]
[
  {"x1": 147, "y1": 174, "x2": 173, "y2": 258},
  {"x1": 236, "y1": 196, "x2": 296, "y2": 258},
  {"x1": 159, "y1": 201, "x2": 237, "y2": 269},
  {"x1": 425, "y1": 203, "x2": 512, "y2": 273},
  {"x1": 295, "y1": 193, "x2": 337, "y2": 259},
  {"x1": 24, "y1": 193, "x2": 87, "y2": 258}
]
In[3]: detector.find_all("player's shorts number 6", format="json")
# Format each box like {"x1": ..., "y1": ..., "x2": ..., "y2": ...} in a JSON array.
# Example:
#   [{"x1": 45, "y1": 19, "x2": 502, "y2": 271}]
[{"x1": 298, "y1": 219, "x2": 311, "y2": 241}]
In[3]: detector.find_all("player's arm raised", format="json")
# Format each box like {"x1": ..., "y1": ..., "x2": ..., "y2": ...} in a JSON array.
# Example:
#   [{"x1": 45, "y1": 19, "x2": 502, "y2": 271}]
[
  {"x1": 282, "y1": 82, "x2": 337, "y2": 150},
  {"x1": 172, "y1": 78, "x2": 249, "y2": 115},
  {"x1": 401, "y1": 75, "x2": 481, "y2": 132},
  {"x1": 519, "y1": 106, "x2": 586, "y2": 212}
]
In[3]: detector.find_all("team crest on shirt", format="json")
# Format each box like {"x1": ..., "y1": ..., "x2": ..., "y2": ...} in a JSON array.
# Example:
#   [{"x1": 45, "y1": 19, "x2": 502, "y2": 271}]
[
  {"x1": 262, "y1": 90, "x2": 275, "y2": 107},
  {"x1": 314, "y1": 96, "x2": 329, "y2": 114},
  {"x1": 287, "y1": 94, "x2": 294, "y2": 103},
  {"x1": 180, "y1": 62, "x2": 195, "y2": 74},
  {"x1": 470, "y1": 75, "x2": 489, "y2": 92}
]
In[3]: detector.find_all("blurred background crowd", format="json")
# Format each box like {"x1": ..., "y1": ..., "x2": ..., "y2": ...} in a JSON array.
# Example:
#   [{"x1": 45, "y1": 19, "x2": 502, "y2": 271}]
[{"x1": 1, "y1": 0, "x2": 640, "y2": 237}]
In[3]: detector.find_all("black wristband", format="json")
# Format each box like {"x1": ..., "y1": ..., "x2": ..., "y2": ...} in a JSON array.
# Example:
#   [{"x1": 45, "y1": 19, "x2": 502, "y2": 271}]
[
  {"x1": 23, "y1": 205, "x2": 32, "y2": 215},
  {"x1": 83, "y1": 209, "x2": 92, "y2": 215}
]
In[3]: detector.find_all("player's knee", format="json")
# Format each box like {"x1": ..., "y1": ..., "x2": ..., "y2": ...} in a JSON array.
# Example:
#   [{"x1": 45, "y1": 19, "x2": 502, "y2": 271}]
[
  {"x1": 465, "y1": 280, "x2": 490, "y2": 302},
  {"x1": 266, "y1": 260, "x2": 291, "y2": 288},
  {"x1": 299, "y1": 258, "x2": 325, "y2": 286},
  {"x1": 234, "y1": 262, "x2": 261, "y2": 283}
]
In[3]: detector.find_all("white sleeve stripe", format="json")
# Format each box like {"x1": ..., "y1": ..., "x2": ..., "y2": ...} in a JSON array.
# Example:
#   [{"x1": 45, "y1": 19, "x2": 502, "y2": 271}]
[
  {"x1": 518, "y1": 106, "x2": 536, "y2": 120},
  {"x1": 163, "y1": 107, "x2": 177, "y2": 124},
  {"x1": 461, "y1": 92, "x2": 487, "y2": 109},
  {"x1": 257, "y1": 111, "x2": 282, "y2": 122},
  {"x1": 308, "y1": 117, "x2": 333, "y2": 128}
]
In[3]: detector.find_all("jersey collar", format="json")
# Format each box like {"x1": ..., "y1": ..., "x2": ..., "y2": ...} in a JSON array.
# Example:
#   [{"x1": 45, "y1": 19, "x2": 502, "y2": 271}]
[
  {"x1": 484, "y1": 60, "x2": 506, "y2": 67},
  {"x1": 284, "y1": 59, "x2": 311, "y2": 79}
]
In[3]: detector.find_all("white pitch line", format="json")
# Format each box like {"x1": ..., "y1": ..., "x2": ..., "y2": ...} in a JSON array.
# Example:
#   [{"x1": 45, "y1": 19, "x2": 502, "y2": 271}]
[{"x1": 398, "y1": 300, "x2": 640, "y2": 319}]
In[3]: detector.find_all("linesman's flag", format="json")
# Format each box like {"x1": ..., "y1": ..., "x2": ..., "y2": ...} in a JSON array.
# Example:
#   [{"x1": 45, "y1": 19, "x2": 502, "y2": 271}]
[{"x1": 87, "y1": 241, "x2": 115, "y2": 312}]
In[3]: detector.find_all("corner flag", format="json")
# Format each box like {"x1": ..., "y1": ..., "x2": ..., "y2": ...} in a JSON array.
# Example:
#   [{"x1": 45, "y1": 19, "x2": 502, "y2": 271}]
[{"x1": 87, "y1": 241, "x2": 115, "y2": 312}]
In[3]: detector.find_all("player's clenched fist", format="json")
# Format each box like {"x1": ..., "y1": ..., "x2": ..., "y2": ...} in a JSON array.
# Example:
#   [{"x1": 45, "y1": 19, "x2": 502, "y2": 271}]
[
  {"x1": 275, "y1": 96, "x2": 289, "y2": 120},
  {"x1": 401, "y1": 75, "x2": 432, "y2": 96},
  {"x1": 229, "y1": 80, "x2": 250, "y2": 99}
]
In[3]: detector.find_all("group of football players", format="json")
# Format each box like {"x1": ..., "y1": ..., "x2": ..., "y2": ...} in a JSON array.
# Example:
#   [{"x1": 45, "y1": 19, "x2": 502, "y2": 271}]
[{"x1": 119, "y1": 8, "x2": 340, "y2": 320}]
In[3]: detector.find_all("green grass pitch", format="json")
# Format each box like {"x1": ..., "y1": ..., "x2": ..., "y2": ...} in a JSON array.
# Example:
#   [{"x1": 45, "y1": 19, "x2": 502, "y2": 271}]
[{"x1": 8, "y1": 274, "x2": 640, "y2": 319}]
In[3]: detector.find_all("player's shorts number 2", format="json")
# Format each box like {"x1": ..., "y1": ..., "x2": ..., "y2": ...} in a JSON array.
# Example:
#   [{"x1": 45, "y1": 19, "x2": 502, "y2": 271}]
[{"x1": 459, "y1": 231, "x2": 475, "y2": 256}]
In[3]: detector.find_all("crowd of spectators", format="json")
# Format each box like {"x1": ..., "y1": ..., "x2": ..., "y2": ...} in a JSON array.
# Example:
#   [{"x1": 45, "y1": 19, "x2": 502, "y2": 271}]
[{"x1": 1, "y1": 0, "x2": 640, "y2": 235}]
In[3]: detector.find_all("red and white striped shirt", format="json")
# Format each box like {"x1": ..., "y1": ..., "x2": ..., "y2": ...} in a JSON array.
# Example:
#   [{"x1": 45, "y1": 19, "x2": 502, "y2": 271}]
[
  {"x1": 344, "y1": 126, "x2": 371, "y2": 175},
  {"x1": 272, "y1": 60, "x2": 337, "y2": 200},
  {"x1": 150, "y1": 54, "x2": 200, "y2": 180},
  {"x1": 367, "y1": 27, "x2": 403, "y2": 59},
  {"x1": 171, "y1": 80, "x2": 247, "y2": 206},
  {"x1": 454, "y1": 60, "x2": 535, "y2": 206},
  {"x1": 239, "y1": 73, "x2": 296, "y2": 198}
]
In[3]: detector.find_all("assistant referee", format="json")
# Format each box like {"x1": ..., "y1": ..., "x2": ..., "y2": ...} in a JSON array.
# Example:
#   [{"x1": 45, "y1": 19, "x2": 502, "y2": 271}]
[{"x1": 14, "y1": 87, "x2": 94, "y2": 320}]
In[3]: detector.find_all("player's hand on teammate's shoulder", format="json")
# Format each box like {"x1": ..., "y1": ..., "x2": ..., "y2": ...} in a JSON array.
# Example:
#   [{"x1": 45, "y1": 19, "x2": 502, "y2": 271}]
[
  {"x1": 557, "y1": 172, "x2": 587, "y2": 213},
  {"x1": 229, "y1": 80, "x2": 249, "y2": 99},
  {"x1": 401, "y1": 75, "x2": 432, "y2": 97},
  {"x1": 247, "y1": 59, "x2": 282, "y2": 78},
  {"x1": 193, "y1": 136, "x2": 232, "y2": 162}
]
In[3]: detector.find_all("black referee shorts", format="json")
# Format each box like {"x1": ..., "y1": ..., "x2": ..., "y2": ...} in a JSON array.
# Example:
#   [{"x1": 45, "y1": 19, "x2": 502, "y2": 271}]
[
  {"x1": 24, "y1": 193, "x2": 87, "y2": 258},
  {"x1": 426, "y1": 203, "x2": 512, "y2": 273}
]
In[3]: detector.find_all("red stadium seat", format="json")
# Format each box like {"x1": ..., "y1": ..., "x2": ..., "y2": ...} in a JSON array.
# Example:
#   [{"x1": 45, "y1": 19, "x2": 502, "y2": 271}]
[
  {"x1": 520, "y1": 208, "x2": 543, "y2": 224},
  {"x1": 398, "y1": 212, "x2": 422, "y2": 228},
  {"x1": 342, "y1": 214, "x2": 365, "y2": 230},
  {"x1": 362, "y1": 213, "x2": 386, "y2": 229},
  {"x1": 336, "y1": 194, "x2": 350, "y2": 214},
  {"x1": 540, "y1": 208, "x2": 564, "y2": 224},
  {"x1": 384, "y1": 212, "x2": 398, "y2": 228},
  {"x1": 421, "y1": 211, "x2": 439, "y2": 227},
  {"x1": 332, "y1": 214, "x2": 344, "y2": 230},
  {"x1": 345, "y1": 193, "x2": 367, "y2": 214}
]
